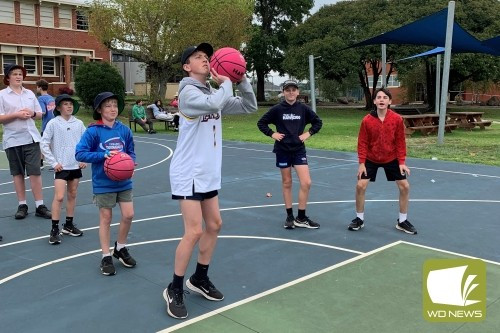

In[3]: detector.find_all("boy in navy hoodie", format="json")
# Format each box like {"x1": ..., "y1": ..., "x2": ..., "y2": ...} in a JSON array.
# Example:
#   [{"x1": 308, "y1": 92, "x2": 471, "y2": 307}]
[
  {"x1": 258, "y1": 80, "x2": 322, "y2": 229},
  {"x1": 75, "y1": 92, "x2": 137, "y2": 276}
]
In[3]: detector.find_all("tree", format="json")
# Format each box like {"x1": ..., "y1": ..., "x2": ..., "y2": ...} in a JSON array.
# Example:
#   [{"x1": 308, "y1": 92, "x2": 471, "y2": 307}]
[
  {"x1": 245, "y1": 0, "x2": 313, "y2": 102},
  {"x1": 87, "y1": 0, "x2": 254, "y2": 100},
  {"x1": 284, "y1": 0, "x2": 500, "y2": 109},
  {"x1": 75, "y1": 61, "x2": 125, "y2": 109}
]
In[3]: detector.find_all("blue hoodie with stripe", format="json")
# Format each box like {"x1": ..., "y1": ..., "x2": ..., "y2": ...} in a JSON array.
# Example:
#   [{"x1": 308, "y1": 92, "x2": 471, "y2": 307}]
[{"x1": 75, "y1": 120, "x2": 136, "y2": 194}]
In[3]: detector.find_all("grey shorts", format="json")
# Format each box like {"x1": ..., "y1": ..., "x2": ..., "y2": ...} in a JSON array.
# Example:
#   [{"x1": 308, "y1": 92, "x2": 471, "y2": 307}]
[
  {"x1": 5, "y1": 142, "x2": 42, "y2": 176},
  {"x1": 93, "y1": 189, "x2": 133, "y2": 208}
]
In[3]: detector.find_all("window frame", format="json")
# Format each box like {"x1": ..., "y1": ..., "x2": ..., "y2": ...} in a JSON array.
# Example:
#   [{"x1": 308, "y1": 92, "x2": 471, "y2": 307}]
[
  {"x1": 42, "y1": 57, "x2": 56, "y2": 76},
  {"x1": 23, "y1": 55, "x2": 37, "y2": 75}
]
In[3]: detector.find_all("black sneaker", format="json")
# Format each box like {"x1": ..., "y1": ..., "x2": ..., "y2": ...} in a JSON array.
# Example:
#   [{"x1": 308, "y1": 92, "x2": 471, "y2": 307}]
[
  {"x1": 15, "y1": 204, "x2": 28, "y2": 219},
  {"x1": 62, "y1": 223, "x2": 83, "y2": 237},
  {"x1": 396, "y1": 219, "x2": 417, "y2": 235},
  {"x1": 0, "y1": 234, "x2": 2, "y2": 241},
  {"x1": 294, "y1": 216, "x2": 320, "y2": 229},
  {"x1": 164, "y1": 283, "x2": 188, "y2": 319},
  {"x1": 348, "y1": 217, "x2": 364, "y2": 231},
  {"x1": 112, "y1": 242, "x2": 136, "y2": 267},
  {"x1": 35, "y1": 204, "x2": 52, "y2": 219},
  {"x1": 284, "y1": 215, "x2": 295, "y2": 229},
  {"x1": 186, "y1": 275, "x2": 224, "y2": 301},
  {"x1": 49, "y1": 228, "x2": 61, "y2": 245},
  {"x1": 100, "y1": 256, "x2": 116, "y2": 276}
]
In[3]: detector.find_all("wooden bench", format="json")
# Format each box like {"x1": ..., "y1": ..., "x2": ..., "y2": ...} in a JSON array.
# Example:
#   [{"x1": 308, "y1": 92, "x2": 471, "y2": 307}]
[
  {"x1": 470, "y1": 120, "x2": 492, "y2": 129},
  {"x1": 405, "y1": 124, "x2": 457, "y2": 137},
  {"x1": 128, "y1": 107, "x2": 176, "y2": 132}
]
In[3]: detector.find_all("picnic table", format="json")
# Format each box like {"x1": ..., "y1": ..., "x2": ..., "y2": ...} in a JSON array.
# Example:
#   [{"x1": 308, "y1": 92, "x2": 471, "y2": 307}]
[
  {"x1": 448, "y1": 112, "x2": 492, "y2": 130},
  {"x1": 401, "y1": 114, "x2": 457, "y2": 137}
]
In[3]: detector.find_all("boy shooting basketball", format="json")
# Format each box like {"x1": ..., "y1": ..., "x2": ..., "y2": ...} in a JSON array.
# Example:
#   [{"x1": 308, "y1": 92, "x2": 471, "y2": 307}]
[
  {"x1": 164, "y1": 43, "x2": 257, "y2": 319},
  {"x1": 75, "y1": 92, "x2": 137, "y2": 275},
  {"x1": 40, "y1": 94, "x2": 86, "y2": 245},
  {"x1": 348, "y1": 88, "x2": 416, "y2": 235}
]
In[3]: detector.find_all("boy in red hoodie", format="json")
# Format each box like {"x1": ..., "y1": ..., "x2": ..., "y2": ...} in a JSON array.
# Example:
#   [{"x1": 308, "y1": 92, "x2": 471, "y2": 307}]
[{"x1": 348, "y1": 88, "x2": 416, "y2": 235}]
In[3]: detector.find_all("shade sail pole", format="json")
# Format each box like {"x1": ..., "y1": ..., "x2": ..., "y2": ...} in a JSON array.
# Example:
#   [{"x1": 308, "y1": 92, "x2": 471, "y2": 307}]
[
  {"x1": 435, "y1": 54, "x2": 441, "y2": 115},
  {"x1": 382, "y1": 44, "x2": 387, "y2": 87},
  {"x1": 438, "y1": 1, "x2": 455, "y2": 144}
]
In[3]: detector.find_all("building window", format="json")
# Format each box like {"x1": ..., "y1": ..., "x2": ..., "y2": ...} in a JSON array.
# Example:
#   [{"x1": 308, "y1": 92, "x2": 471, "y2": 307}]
[
  {"x1": 20, "y1": 3, "x2": 35, "y2": 25},
  {"x1": 59, "y1": 7, "x2": 72, "y2": 28},
  {"x1": 0, "y1": 0, "x2": 14, "y2": 23},
  {"x1": 42, "y1": 57, "x2": 56, "y2": 75},
  {"x1": 40, "y1": 4, "x2": 54, "y2": 27},
  {"x1": 387, "y1": 75, "x2": 400, "y2": 88},
  {"x1": 70, "y1": 57, "x2": 83, "y2": 81},
  {"x1": 76, "y1": 10, "x2": 88, "y2": 30},
  {"x1": 23, "y1": 56, "x2": 37, "y2": 75},
  {"x1": 2, "y1": 54, "x2": 17, "y2": 72}
]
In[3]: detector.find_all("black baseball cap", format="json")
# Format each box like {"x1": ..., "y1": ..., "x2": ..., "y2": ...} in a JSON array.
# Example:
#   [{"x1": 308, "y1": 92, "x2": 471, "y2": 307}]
[
  {"x1": 92, "y1": 92, "x2": 125, "y2": 120},
  {"x1": 54, "y1": 94, "x2": 80, "y2": 116},
  {"x1": 3, "y1": 64, "x2": 27, "y2": 85},
  {"x1": 282, "y1": 80, "x2": 299, "y2": 90},
  {"x1": 181, "y1": 43, "x2": 213, "y2": 65}
]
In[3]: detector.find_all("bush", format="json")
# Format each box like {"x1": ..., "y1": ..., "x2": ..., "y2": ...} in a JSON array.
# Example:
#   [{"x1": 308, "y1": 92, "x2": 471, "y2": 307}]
[
  {"x1": 58, "y1": 86, "x2": 74, "y2": 95},
  {"x1": 74, "y1": 62, "x2": 125, "y2": 108}
]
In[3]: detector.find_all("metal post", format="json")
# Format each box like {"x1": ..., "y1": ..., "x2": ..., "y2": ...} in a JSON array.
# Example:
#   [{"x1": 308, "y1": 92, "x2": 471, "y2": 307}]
[
  {"x1": 381, "y1": 44, "x2": 387, "y2": 87},
  {"x1": 309, "y1": 55, "x2": 316, "y2": 112},
  {"x1": 438, "y1": 1, "x2": 455, "y2": 145},
  {"x1": 435, "y1": 54, "x2": 441, "y2": 115}
]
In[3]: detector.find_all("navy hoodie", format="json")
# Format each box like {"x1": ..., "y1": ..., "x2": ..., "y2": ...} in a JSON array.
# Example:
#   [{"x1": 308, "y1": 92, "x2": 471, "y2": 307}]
[
  {"x1": 75, "y1": 120, "x2": 136, "y2": 194},
  {"x1": 257, "y1": 100, "x2": 322, "y2": 153}
]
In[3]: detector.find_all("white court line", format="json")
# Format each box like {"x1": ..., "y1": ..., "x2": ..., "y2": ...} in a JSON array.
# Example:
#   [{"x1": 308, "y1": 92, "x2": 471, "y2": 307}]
[
  {"x1": 401, "y1": 241, "x2": 500, "y2": 266},
  {"x1": 0, "y1": 140, "x2": 173, "y2": 195},
  {"x1": 222, "y1": 145, "x2": 500, "y2": 179},
  {"x1": 0, "y1": 236, "x2": 362, "y2": 286},
  {"x1": 2, "y1": 199, "x2": 499, "y2": 248},
  {"x1": 157, "y1": 241, "x2": 402, "y2": 333}
]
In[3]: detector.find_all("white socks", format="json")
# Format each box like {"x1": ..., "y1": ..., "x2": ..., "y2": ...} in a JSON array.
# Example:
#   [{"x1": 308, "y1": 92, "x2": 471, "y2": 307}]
[
  {"x1": 116, "y1": 242, "x2": 126, "y2": 251},
  {"x1": 102, "y1": 253, "x2": 111, "y2": 258},
  {"x1": 35, "y1": 200, "x2": 43, "y2": 208},
  {"x1": 19, "y1": 200, "x2": 27, "y2": 205},
  {"x1": 356, "y1": 212, "x2": 364, "y2": 221},
  {"x1": 399, "y1": 213, "x2": 407, "y2": 223}
]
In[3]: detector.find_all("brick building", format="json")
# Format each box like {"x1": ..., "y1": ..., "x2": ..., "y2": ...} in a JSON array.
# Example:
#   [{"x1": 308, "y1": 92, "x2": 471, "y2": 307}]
[{"x1": 0, "y1": 0, "x2": 110, "y2": 95}]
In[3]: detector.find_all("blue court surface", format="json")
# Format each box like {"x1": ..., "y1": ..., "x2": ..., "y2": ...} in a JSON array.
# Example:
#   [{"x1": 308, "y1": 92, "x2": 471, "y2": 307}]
[{"x1": 0, "y1": 133, "x2": 499, "y2": 332}]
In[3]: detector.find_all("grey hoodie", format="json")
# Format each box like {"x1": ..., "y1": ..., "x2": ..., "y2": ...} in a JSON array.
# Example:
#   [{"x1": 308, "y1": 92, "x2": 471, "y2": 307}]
[{"x1": 169, "y1": 77, "x2": 257, "y2": 196}]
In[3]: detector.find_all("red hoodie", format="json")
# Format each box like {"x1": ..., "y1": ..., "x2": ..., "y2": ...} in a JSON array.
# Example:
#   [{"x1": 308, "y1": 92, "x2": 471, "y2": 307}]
[{"x1": 357, "y1": 109, "x2": 406, "y2": 164}]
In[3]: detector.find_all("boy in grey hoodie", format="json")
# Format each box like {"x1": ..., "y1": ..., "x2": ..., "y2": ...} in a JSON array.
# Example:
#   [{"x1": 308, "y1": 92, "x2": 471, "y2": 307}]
[
  {"x1": 164, "y1": 43, "x2": 257, "y2": 319},
  {"x1": 41, "y1": 94, "x2": 87, "y2": 245}
]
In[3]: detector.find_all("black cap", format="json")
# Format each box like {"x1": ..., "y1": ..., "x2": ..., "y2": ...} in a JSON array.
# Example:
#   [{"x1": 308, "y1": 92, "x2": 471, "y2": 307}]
[
  {"x1": 181, "y1": 43, "x2": 213, "y2": 65},
  {"x1": 3, "y1": 64, "x2": 27, "y2": 85},
  {"x1": 54, "y1": 94, "x2": 80, "y2": 116},
  {"x1": 92, "y1": 92, "x2": 125, "y2": 120},
  {"x1": 282, "y1": 80, "x2": 299, "y2": 91}
]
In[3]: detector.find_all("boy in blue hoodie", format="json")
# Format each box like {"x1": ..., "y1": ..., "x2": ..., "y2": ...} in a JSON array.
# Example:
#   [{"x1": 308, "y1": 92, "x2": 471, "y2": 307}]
[{"x1": 75, "y1": 92, "x2": 137, "y2": 276}]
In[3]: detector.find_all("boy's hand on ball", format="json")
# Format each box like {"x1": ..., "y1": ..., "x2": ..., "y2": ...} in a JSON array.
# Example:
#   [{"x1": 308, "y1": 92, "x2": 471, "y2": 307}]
[{"x1": 210, "y1": 68, "x2": 230, "y2": 85}]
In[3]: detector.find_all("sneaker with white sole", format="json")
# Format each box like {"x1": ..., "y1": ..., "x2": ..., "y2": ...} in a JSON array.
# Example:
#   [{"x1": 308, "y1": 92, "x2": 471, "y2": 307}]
[
  {"x1": 186, "y1": 275, "x2": 224, "y2": 301},
  {"x1": 49, "y1": 227, "x2": 61, "y2": 245},
  {"x1": 100, "y1": 256, "x2": 116, "y2": 276},
  {"x1": 396, "y1": 219, "x2": 417, "y2": 235},
  {"x1": 62, "y1": 223, "x2": 83, "y2": 237},
  {"x1": 294, "y1": 216, "x2": 320, "y2": 229},
  {"x1": 112, "y1": 242, "x2": 136, "y2": 267},
  {"x1": 164, "y1": 283, "x2": 188, "y2": 319},
  {"x1": 348, "y1": 217, "x2": 364, "y2": 231},
  {"x1": 284, "y1": 215, "x2": 295, "y2": 229}
]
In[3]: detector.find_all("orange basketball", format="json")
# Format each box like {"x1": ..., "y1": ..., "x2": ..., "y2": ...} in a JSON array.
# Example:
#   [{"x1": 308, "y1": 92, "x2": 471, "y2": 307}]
[
  {"x1": 210, "y1": 47, "x2": 247, "y2": 83},
  {"x1": 104, "y1": 152, "x2": 135, "y2": 181}
]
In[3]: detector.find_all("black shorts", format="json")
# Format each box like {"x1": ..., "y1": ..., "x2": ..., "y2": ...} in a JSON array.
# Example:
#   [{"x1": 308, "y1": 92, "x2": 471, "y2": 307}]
[
  {"x1": 54, "y1": 169, "x2": 82, "y2": 181},
  {"x1": 5, "y1": 142, "x2": 41, "y2": 176},
  {"x1": 172, "y1": 190, "x2": 218, "y2": 201},
  {"x1": 361, "y1": 159, "x2": 407, "y2": 182},
  {"x1": 275, "y1": 151, "x2": 308, "y2": 168}
]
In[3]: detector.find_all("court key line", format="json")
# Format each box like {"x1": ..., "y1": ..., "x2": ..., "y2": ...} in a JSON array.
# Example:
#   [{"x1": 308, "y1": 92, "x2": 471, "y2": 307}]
[
  {"x1": 1, "y1": 199, "x2": 499, "y2": 248},
  {"x1": 0, "y1": 139, "x2": 173, "y2": 195},
  {"x1": 0, "y1": 236, "x2": 363, "y2": 286}
]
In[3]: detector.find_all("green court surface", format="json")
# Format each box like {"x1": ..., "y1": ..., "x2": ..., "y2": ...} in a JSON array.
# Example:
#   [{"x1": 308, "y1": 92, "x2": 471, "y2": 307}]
[{"x1": 164, "y1": 242, "x2": 500, "y2": 333}]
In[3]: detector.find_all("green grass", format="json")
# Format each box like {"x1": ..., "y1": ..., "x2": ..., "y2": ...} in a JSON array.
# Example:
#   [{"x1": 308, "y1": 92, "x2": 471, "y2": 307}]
[
  {"x1": 3, "y1": 106, "x2": 498, "y2": 166},
  {"x1": 222, "y1": 107, "x2": 500, "y2": 167}
]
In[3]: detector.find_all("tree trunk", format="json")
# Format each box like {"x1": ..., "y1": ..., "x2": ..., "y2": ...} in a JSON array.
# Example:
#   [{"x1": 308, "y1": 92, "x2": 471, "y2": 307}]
[
  {"x1": 358, "y1": 69, "x2": 373, "y2": 110},
  {"x1": 425, "y1": 60, "x2": 435, "y2": 110},
  {"x1": 149, "y1": 63, "x2": 170, "y2": 101},
  {"x1": 256, "y1": 70, "x2": 266, "y2": 102}
]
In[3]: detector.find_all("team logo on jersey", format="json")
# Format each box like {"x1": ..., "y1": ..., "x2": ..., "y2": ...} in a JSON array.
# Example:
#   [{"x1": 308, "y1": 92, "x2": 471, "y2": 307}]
[
  {"x1": 283, "y1": 114, "x2": 301, "y2": 120},
  {"x1": 99, "y1": 136, "x2": 124, "y2": 152},
  {"x1": 201, "y1": 113, "x2": 220, "y2": 122}
]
